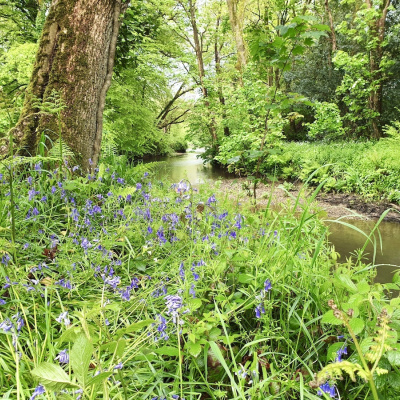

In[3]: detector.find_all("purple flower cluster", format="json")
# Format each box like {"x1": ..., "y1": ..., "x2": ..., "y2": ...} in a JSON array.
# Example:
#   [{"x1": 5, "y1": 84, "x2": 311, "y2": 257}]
[{"x1": 255, "y1": 279, "x2": 272, "y2": 319}]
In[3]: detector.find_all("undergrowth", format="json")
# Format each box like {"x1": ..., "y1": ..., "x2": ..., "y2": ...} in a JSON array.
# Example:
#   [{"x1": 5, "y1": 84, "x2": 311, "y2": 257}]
[
  {"x1": 262, "y1": 138, "x2": 400, "y2": 203},
  {"x1": 0, "y1": 156, "x2": 399, "y2": 399}
]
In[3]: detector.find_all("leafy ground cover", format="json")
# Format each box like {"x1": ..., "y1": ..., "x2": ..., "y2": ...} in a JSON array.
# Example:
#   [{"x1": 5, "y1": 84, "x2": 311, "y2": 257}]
[
  {"x1": 261, "y1": 137, "x2": 400, "y2": 204},
  {"x1": 0, "y1": 157, "x2": 400, "y2": 400}
]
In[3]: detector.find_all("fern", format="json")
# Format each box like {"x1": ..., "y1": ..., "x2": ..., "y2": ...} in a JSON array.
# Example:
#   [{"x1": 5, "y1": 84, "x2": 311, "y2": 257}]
[{"x1": 48, "y1": 138, "x2": 74, "y2": 159}]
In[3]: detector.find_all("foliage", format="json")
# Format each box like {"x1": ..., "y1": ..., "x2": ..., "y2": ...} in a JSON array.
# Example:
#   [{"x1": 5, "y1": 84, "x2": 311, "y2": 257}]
[
  {"x1": 260, "y1": 137, "x2": 400, "y2": 203},
  {"x1": 306, "y1": 102, "x2": 345, "y2": 142},
  {"x1": 0, "y1": 157, "x2": 398, "y2": 399}
]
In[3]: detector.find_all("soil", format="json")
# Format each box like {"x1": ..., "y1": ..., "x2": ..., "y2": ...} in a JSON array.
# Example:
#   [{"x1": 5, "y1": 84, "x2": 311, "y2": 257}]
[{"x1": 212, "y1": 178, "x2": 400, "y2": 223}]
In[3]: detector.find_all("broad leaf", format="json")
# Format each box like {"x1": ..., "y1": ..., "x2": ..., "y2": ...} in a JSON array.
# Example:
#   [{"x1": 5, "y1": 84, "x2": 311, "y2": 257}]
[
  {"x1": 70, "y1": 334, "x2": 93, "y2": 388},
  {"x1": 31, "y1": 362, "x2": 78, "y2": 391}
]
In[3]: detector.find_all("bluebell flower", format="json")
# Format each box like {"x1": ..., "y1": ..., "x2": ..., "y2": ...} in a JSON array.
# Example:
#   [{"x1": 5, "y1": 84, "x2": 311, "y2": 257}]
[
  {"x1": 206, "y1": 194, "x2": 216, "y2": 206},
  {"x1": 335, "y1": 346, "x2": 347, "y2": 362},
  {"x1": 189, "y1": 284, "x2": 196, "y2": 298},
  {"x1": 30, "y1": 384, "x2": 45, "y2": 400},
  {"x1": 1, "y1": 254, "x2": 10, "y2": 266},
  {"x1": 0, "y1": 299, "x2": 6, "y2": 305},
  {"x1": 136, "y1": 183, "x2": 142, "y2": 190},
  {"x1": 56, "y1": 311, "x2": 70, "y2": 326},
  {"x1": 154, "y1": 314, "x2": 169, "y2": 341},
  {"x1": 255, "y1": 304, "x2": 265, "y2": 319},
  {"x1": 317, "y1": 382, "x2": 337, "y2": 398},
  {"x1": 264, "y1": 279, "x2": 272, "y2": 292},
  {"x1": 0, "y1": 318, "x2": 13, "y2": 332},
  {"x1": 55, "y1": 349, "x2": 69, "y2": 364},
  {"x1": 179, "y1": 263, "x2": 185, "y2": 281}
]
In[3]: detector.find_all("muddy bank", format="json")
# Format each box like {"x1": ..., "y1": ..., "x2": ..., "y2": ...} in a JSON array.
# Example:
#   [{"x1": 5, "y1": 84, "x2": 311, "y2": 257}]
[{"x1": 212, "y1": 178, "x2": 400, "y2": 223}]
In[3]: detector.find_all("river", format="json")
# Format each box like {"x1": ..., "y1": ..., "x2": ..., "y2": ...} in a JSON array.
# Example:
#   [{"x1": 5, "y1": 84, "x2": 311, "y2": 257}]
[{"x1": 144, "y1": 150, "x2": 400, "y2": 283}]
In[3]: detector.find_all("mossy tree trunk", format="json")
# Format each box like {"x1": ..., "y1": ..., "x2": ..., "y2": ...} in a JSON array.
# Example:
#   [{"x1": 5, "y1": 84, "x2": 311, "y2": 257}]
[{"x1": 0, "y1": 0, "x2": 127, "y2": 170}]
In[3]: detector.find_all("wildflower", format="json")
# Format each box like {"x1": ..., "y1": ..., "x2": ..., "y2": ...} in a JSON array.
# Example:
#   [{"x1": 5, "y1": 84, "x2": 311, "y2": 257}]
[
  {"x1": 206, "y1": 194, "x2": 216, "y2": 206},
  {"x1": 335, "y1": 346, "x2": 347, "y2": 362},
  {"x1": 1, "y1": 254, "x2": 10, "y2": 266},
  {"x1": 81, "y1": 238, "x2": 92, "y2": 251},
  {"x1": 136, "y1": 183, "x2": 142, "y2": 190},
  {"x1": 179, "y1": 262, "x2": 185, "y2": 281},
  {"x1": 255, "y1": 304, "x2": 265, "y2": 319},
  {"x1": 117, "y1": 177, "x2": 125, "y2": 184},
  {"x1": 154, "y1": 314, "x2": 169, "y2": 341},
  {"x1": 30, "y1": 384, "x2": 45, "y2": 400},
  {"x1": 264, "y1": 279, "x2": 272, "y2": 292},
  {"x1": 56, "y1": 279, "x2": 73, "y2": 290},
  {"x1": 0, "y1": 299, "x2": 6, "y2": 305},
  {"x1": 55, "y1": 349, "x2": 69, "y2": 364},
  {"x1": 317, "y1": 382, "x2": 337, "y2": 398},
  {"x1": 56, "y1": 311, "x2": 70, "y2": 326},
  {"x1": 114, "y1": 362, "x2": 123, "y2": 370},
  {"x1": 0, "y1": 318, "x2": 13, "y2": 332},
  {"x1": 189, "y1": 284, "x2": 196, "y2": 298},
  {"x1": 165, "y1": 294, "x2": 185, "y2": 324},
  {"x1": 157, "y1": 227, "x2": 167, "y2": 244}
]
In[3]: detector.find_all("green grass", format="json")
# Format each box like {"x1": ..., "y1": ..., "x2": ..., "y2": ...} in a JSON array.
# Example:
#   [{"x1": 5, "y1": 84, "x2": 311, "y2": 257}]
[{"x1": 0, "y1": 156, "x2": 399, "y2": 399}]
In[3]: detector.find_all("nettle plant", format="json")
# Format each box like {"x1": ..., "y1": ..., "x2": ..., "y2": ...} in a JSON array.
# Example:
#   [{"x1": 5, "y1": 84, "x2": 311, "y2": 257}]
[{"x1": 312, "y1": 272, "x2": 400, "y2": 399}]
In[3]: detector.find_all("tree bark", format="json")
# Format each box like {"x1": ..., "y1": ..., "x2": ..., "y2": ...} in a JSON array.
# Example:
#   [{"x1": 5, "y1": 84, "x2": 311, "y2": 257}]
[
  {"x1": 226, "y1": 0, "x2": 247, "y2": 80},
  {"x1": 180, "y1": 0, "x2": 217, "y2": 145},
  {"x1": 0, "y1": 0, "x2": 127, "y2": 170},
  {"x1": 365, "y1": 0, "x2": 391, "y2": 139}
]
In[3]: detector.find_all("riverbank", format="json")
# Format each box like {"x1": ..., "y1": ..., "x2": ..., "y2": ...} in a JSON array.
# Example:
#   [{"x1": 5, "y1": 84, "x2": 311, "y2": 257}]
[{"x1": 212, "y1": 178, "x2": 400, "y2": 223}]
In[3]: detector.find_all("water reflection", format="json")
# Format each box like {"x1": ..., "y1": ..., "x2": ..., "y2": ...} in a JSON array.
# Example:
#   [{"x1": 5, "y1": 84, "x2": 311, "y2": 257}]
[
  {"x1": 145, "y1": 149, "x2": 233, "y2": 184},
  {"x1": 327, "y1": 219, "x2": 400, "y2": 283},
  {"x1": 144, "y1": 151, "x2": 400, "y2": 283}
]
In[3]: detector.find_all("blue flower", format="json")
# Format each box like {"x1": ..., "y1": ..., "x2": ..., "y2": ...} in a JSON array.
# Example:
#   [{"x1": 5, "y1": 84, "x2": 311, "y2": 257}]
[
  {"x1": 114, "y1": 362, "x2": 123, "y2": 370},
  {"x1": 317, "y1": 382, "x2": 337, "y2": 398},
  {"x1": 335, "y1": 346, "x2": 347, "y2": 362},
  {"x1": 255, "y1": 304, "x2": 265, "y2": 319},
  {"x1": 56, "y1": 311, "x2": 70, "y2": 326},
  {"x1": 264, "y1": 279, "x2": 272, "y2": 292},
  {"x1": 55, "y1": 349, "x2": 69, "y2": 364},
  {"x1": 30, "y1": 384, "x2": 45, "y2": 400}
]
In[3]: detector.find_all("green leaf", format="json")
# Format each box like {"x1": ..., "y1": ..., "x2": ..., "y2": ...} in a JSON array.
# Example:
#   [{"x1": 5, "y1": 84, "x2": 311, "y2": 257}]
[
  {"x1": 209, "y1": 328, "x2": 221, "y2": 341},
  {"x1": 292, "y1": 45, "x2": 305, "y2": 55},
  {"x1": 31, "y1": 362, "x2": 78, "y2": 391},
  {"x1": 349, "y1": 318, "x2": 364, "y2": 335},
  {"x1": 327, "y1": 342, "x2": 346, "y2": 362},
  {"x1": 116, "y1": 319, "x2": 154, "y2": 338},
  {"x1": 387, "y1": 371, "x2": 400, "y2": 389},
  {"x1": 387, "y1": 350, "x2": 400, "y2": 367},
  {"x1": 70, "y1": 334, "x2": 93, "y2": 388},
  {"x1": 87, "y1": 372, "x2": 113, "y2": 388},
  {"x1": 154, "y1": 346, "x2": 179, "y2": 357},
  {"x1": 356, "y1": 281, "x2": 370, "y2": 294},
  {"x1": 321, "y1": 310, "x2": 344, "y2": 325},
  {"x1": 188, "y1": 298, "x2": 202, "y2": 310},
  {"x1": 237, "y1": 274, "x2": 253, "y2": 284},
  {"x1": 335, "y1": 274, "x2": 357, "y2": 293},
  {"x1": 186, "y1": 341, "x2": 201, "y2": 358}
]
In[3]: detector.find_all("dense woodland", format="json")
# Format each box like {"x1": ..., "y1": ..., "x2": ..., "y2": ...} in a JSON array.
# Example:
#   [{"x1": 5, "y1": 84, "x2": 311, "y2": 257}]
[{"x1": 1, "y1": 1, "x2": 400, "y2": 400}]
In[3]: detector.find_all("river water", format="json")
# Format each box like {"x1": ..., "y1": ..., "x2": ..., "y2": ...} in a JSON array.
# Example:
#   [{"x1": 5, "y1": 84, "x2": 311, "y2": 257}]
[{"x1": 144, "y1": 150, "x2": 400, "y2": 283}]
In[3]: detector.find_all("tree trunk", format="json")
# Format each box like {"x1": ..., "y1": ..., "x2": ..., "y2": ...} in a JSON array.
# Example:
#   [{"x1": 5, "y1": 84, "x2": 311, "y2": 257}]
[
  {"x1": 226, "y1": 0, "x2": 247, "y2": 80},
  {"x1": 186, "y1": 0, "x2": 217, "y2": 145},
  {"x1": 0, "y1": 0, "x2": 127, "y2": 170},
  {"x1": 365, "y1": 0, "x2": 391, "y2": 139},
  {"x1": 214, "y1": 14, "x2": 230, "y2": 137}
]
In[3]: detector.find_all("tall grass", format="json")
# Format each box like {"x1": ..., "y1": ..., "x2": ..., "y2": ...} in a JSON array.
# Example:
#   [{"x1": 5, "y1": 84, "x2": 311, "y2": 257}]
[{"x1": 0, "y1": 157, "x2": 398, "y2": 399}]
